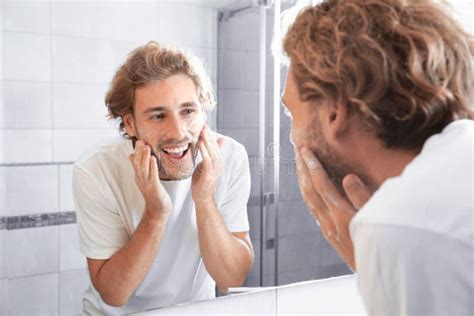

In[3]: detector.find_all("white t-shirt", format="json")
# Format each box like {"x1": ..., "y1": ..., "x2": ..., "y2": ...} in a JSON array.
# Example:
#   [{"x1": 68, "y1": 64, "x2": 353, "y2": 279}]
[
  {"x1": 73, "y1": 133, "x2": 251, "y2": 315},
  {"x1": 350, "y1": 119, "x2": 474, "y2": 315}
]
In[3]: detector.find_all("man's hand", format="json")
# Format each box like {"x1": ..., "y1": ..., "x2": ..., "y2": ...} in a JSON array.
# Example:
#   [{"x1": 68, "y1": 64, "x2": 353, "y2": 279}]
[
  {"x1": 129, "y1": 140, "x2": 172, "y2": 215},
  {"x1": 192, "y1": 125, "x2": 225, "y2": 203},
  {"x1": 295, "y1": 147, "x2": 372, "y2": 271}
]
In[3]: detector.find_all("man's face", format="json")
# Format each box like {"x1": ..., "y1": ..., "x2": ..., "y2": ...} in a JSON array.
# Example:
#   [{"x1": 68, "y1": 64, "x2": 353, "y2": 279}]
[
  {"x1": 124, "y1": 74, "x2": 206, "y2": 180},
  {"x1": 282, "y1": 66, "x2": 353, "y2": 194}
]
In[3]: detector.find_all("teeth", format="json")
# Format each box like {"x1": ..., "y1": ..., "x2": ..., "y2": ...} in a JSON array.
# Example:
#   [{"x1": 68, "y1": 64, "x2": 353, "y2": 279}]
[{"x1": 162, "y1": 144, "x2": 188, "y2": 154}]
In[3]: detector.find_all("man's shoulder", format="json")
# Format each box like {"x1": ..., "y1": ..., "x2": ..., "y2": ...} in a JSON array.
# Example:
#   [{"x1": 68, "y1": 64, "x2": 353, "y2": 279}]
[
  {"x1": 74, "y1": 136, "x2": 130, "y2": 174},
  {"x1": 213, "y1": 132, "x2": 248, "y2": 163}
]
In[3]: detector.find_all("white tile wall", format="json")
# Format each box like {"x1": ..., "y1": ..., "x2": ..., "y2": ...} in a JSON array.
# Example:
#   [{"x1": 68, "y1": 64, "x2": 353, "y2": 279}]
[
  {"x1": 279, "y1": 169, "x2": 302, "y2": 201},
  {"x1": 278, "y1": 200, "x2": 319, "y2": 237},
  {"x1": 3, "y1": 32, "x2": 51, "y2": 81},
  {"x1": 191, "y1": 47, "x2": 218, "y2": 88},
  {"x1": 59, "y1": 164, "x2": 74, "y2": 212},
  {"x1": 4, "y1": 165, "x2": 59, "y2": 216},
  {"x1": 59, "y1": 268, "x2": 90, "y2": 316},
  {"x1": 0, "y1": 1, "x2": 2, "y2": 80},
  {"x1": 0, "y1": 230, "x2": 5, "y2": 279},
  {"x1": 1, "y1": 81, "x2": 52, "y2": 129},
  {"x1": 157, "y1": 3, "x2": 217, "y2": 49},
  {"x1": 217, "y1": 128, "x2": 259, "y2": 157},
  {"x1": 52, "y1": 83, "x2": 111, "y2": 129},
  {"x1": 0, "y1": 279, "x2": 6, "y2": 316},
  {"x1": 51, "y1": 2, "x2": 157, "y2": 41},
  {"x1": 0, "y1": 129, "x2": 53, "y2": 164},
  {"x1": 2, "y1": 0, "x2": 50, "y2": 34},
  {"x1": 248, "y1": 158, "x2": 262, "y2": 197},
  {"x1": 451, "y1": 0, "x2": 474, "y2": 35},
  {"x1": 278, "y1": 269, "x2": 316, "y2": 286},
  {"x1": 51, "y1": 36, "x2": 142, "y2": 84},
  {"x1": 277, "y1": 233, "x2": 320, "y2": 272},
  {"x1": 247, "y1": 206, "x2": 260, "y2": 239},
  {"x1": 6, "y1": 273, "x2": 59, "y2": 316},
  {"x1": 0, "y1": 167, "x2": 5, "y2": 216},
  {"x1": 320, "y1": 237, "x2": 345, "y2": 266},
  {"x1": 218, "y1": 50, "x2": 247, "y2": 90},
  {"x1": 218, "y1": 90, "x2": 259, "y2": 128},
  {"x1": 0, "y1": 83, "x2": 4, "y2": 127},
  {"x1": 6, "y1": 226, "x2": 59, "y2": 278},
  {"x1": 60, "y1": 224, "x2": 86, "y2": 271},
  {"x1": 53, "y1": 129, "x2": 119, "y2": 162},
  {"x1": 218, "y1": 50, "x2": 259, "y2": 91},
  {"x1": 218, "y1": 10, "x2": 260, "y2": 52}
]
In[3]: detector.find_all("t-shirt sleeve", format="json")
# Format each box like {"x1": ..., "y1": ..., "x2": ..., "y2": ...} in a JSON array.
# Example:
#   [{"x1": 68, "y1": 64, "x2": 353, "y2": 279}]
[
  {"x1": 73, "y1": 164, "x2": 130, "y2": 260},
  {"x1": 218, "y1": 143, "x2": 251, "y2": 232},
  {"x1": 352, "y1": 223, "x2": 474, "y2": 316}
]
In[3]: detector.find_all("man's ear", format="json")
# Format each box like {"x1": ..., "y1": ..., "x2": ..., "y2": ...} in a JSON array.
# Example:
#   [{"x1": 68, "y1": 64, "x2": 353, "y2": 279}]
[
  {"x1": 123, "y1": 113, "x2": 137, "y2": 138},
  {"x1": 322, "y1": 101, "x2": 350, "y2": 142}
]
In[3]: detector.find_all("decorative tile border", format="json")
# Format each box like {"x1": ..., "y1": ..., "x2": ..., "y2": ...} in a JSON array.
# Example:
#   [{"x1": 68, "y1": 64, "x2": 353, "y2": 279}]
[
  {"x1": 0, "y1": 216, "x2": 6, "y2": 230},
  {"x1": 0, "y1": 197, "x2": 259, "y2": 230},
  {"x1": 0, "y1": 211, "x2": 76, "y2": 230}
]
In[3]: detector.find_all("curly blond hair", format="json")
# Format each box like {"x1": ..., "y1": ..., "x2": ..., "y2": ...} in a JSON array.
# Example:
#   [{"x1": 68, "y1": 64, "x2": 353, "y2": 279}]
[
  {"x1": 283, "y1": 0, "x2": 474, "y2": 149},
  {"x1": 105, "y1": 41, "x2": 215, "y2": 138}
]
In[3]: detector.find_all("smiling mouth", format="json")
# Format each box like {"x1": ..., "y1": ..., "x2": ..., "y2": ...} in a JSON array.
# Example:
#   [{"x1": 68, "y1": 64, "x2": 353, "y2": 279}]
[{"x1": 160, "y1": 143, "x2": 191, "y2": 160}]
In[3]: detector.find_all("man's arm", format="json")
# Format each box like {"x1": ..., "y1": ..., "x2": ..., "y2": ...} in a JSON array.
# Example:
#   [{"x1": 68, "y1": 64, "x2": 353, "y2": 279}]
[
  {"x1": 79, "y1": 140, "x2": 173, "y2": 307},
  {"x1": 195, "y1": 199, "x2": 254, "y2": 293},
  {"x1": 191, "y1": 125, "x2": 253, "y2": 292},
  {"x1": 87, "y1": 210, "x2": 169, "y2": 307}
]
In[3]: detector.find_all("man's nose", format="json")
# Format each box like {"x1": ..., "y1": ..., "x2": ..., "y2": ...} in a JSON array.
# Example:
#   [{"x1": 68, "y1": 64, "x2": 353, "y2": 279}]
[{"x1": 165, "y1": 116, "x2": 187, "y2": 141}]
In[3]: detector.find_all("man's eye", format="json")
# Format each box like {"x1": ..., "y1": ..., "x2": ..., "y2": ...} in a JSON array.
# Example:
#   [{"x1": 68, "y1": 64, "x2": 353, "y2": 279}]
[
  {"x1": 151, "y1": 114, "x2": 164, "y2": 120},
  {"x1": 182, "y1": 109, "x2": 194, "y2": 115}
]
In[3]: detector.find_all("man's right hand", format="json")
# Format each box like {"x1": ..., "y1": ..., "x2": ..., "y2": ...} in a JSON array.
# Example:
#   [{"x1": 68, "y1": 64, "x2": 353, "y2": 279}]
[{"x1": 129, "y1": 140, "x2": 172, "y2": 215}]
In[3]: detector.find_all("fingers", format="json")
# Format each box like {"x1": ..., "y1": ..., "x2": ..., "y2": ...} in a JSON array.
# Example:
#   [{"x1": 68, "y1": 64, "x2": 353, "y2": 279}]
[
  {"x1": 141, "y1": 145, "x2": 151, "y2": 179},
  {"x1": 150, "y1": 155, "x2": 158, "y2": 179},
  {"x1": 129, "y1": 140, "x2": 154, "y2": 179},
  {"x1": 343, "y1": 174, "x2": 371, "y2": 209},
  {"x1": 199, "y1": 124, "x2": 224, "y2": 164},
  {"x1": 300, "y1": 147, "x2": 352, "y2": 211},
  {"x1": 198, "y1": 138, "x2": 212, "y2": 165},
  {"x1": 201, "y1": 125, "x2": 220, "y2": 162},
  {"x1": 295, "y1": 150, "x2": 334, "y2": 233},
  {"x1": 298, "y1": 147, "x2": 355, "y2": 239}
]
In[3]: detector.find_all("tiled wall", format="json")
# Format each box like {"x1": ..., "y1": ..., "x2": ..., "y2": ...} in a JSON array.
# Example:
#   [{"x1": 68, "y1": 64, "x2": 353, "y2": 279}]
[
  {"x1": 217, "y1": 6, "x2": 351, "y2": 288},
  {"x1": 0, "y1": 1, "x2": 217, "y2": 314}
]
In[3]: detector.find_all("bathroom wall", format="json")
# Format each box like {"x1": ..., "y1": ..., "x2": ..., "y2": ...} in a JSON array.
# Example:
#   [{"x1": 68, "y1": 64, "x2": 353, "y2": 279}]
[{"x1": 0, "y1": 1, "x2": 217, "y2": 314}]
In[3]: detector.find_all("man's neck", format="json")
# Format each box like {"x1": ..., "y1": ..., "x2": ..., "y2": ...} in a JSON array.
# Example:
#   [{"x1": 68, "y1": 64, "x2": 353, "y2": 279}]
[{"x1": 357, "y1": 140, "x2": 421, "y2": 191}]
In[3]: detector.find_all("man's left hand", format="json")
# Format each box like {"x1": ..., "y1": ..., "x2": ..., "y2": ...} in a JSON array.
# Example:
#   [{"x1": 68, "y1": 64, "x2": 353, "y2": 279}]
[
  {"x1": 296, "y1": 147, "x2": 372, "y2": 271},
  {"x1": 192, "y1": 125, "x2": 225, "y2": 203}
]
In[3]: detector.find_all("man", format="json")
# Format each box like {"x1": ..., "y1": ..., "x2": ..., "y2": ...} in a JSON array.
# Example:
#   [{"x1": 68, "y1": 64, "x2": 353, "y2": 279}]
[
  {"x1": 280, "y1": 0, "x2": 473, "y2": 314},
  {"x1": 73, "y1": 42, "x2": 254, "y2": 315}
]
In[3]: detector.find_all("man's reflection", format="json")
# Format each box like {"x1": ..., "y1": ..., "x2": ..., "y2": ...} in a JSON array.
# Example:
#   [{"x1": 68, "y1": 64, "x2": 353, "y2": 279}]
[{"x1": 73, "y1": 41, "x2": 253, "y2": 315}]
